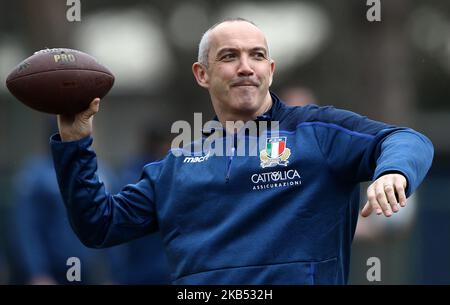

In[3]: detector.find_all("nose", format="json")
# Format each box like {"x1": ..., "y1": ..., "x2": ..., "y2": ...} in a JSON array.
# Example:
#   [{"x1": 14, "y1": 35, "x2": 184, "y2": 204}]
[{"x1": 237, "y1": 56, "x2": 254, "y2": 77}]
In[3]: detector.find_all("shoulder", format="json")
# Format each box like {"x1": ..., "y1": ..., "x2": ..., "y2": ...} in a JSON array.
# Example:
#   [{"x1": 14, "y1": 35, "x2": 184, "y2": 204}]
[
  {"x1": 279, "y1": 103, "x2": 395, "y2": 137},
  {"x1": 284, "y1": 104, "x2": 364, "y2": 123},
  {"x1": 278, "y1": 103, "x2": 354, "y2": 129}
]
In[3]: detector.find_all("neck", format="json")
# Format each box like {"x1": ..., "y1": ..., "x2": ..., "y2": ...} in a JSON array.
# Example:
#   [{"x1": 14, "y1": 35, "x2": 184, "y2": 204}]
[{"x1": 215, "y1": 92, "x2": 273, "y2": 132}]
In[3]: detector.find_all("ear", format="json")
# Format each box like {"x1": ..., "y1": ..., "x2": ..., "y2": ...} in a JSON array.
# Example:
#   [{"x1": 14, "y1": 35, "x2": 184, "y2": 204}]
[
  {"x1": 192, "y1": 62, "x2": 210, "y2": 89},
  {"x1": 268, "y1": 59, "x2": 276, "y2": 87}
]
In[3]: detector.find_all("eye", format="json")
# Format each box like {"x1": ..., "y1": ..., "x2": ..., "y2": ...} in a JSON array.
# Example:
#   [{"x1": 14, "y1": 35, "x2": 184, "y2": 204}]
[
  {"x1": 220, "y1": 53, "x2": 237, "y2": 61},
  {"x1": 252, "y1": 52, "x2": 266, "y2": 60}
]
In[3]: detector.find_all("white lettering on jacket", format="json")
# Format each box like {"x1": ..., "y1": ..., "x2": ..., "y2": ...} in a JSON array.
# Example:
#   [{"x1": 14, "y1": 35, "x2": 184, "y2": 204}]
[{"x1": 251, "y1": 169, "x2": 301, "y2": 184}]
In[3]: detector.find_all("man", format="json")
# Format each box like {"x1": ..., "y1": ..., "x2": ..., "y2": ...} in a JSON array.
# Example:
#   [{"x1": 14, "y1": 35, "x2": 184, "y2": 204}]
[{"x1": 51, "y1": 18, "x2": 433, "y2": 284}]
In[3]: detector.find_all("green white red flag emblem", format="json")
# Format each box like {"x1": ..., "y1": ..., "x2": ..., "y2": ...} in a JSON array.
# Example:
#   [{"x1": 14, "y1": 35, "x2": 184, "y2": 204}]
[{"x1": 260, "y1": 137, "x2": 291, "y2": 168}]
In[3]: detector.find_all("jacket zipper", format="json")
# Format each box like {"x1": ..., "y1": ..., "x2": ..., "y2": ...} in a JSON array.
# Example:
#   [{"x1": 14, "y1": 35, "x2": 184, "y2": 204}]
[{"x1": 225, "y1": 146, "x2": 235, "y2": 183}]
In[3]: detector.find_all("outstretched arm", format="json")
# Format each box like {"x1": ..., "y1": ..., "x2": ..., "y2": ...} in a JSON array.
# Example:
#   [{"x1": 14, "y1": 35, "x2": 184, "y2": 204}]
[
  {"x1": 308, "y1": 105, "x2": 434, "y2": 217},
  {"x1": 361, "y1": 128, "x2": 433, "y2": 217}
]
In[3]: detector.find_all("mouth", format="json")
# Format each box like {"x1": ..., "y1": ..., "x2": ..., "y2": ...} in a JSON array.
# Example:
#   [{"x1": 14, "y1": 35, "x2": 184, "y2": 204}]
[
  {"x1": 231, "y1": 82, "x2": 259, "y2": 88},
  {"x1": 235, "y1": 84, "x2": 256, "y2": 87}
]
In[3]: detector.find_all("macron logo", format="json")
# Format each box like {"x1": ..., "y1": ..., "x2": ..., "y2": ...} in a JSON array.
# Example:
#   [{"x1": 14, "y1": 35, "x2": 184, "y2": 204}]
[{"x1": 183, "y1": 152, "x2": 210, "y2": 163}]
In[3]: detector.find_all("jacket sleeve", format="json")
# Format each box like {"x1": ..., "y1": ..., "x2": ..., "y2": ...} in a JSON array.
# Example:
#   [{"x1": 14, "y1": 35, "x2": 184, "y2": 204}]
[
  {"x1": 308, "y1": 106, "x2": 434, "y2": 197},
  {"x1": 50, "y1": 134, "x2": 160, "y2": 248}
]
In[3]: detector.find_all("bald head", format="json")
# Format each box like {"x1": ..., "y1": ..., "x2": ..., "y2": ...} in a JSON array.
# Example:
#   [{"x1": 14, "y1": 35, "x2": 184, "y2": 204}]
[{"x1": 197, "y1": 18, "x2": 270, "y2": 67}]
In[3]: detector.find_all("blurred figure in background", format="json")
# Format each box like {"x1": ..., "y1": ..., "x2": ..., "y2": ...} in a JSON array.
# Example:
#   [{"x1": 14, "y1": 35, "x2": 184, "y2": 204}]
[
  {"x1": 108, "y1": 124, "x2": 172, "y2": 284},
  {"x1": 349, "y1": 186, "x2": 418, "y2": 284},
  {"x1": 279, "y1": 85, "x2": 317, "y2": 106},
  {"x1": 7, "y1": 120, "x2": 112, "y2": 284}
]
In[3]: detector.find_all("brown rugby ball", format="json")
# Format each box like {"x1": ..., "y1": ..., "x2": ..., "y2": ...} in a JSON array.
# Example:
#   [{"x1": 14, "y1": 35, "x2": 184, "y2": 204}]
[{"x1": 6, "y1": 48, "x2": 114, "y2": 114}]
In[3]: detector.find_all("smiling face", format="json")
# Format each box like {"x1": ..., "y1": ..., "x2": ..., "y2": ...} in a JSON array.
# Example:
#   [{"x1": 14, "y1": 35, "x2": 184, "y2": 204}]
[{"x1": 193, "y1": 21, "x2": 275, "y2": 122}]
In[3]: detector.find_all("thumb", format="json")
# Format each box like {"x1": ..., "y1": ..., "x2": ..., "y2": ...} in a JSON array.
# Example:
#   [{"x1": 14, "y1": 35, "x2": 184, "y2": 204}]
[
  {"x1": 360, "y1": 201, "x2": 373, "y2": 217},
  {"x1": 80, "y1": 98, "x2": 100, "y2": 120}
]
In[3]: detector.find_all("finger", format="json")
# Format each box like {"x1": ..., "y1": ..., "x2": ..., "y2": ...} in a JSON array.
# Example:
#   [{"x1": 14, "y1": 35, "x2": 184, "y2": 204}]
[
  {"x1": 361, "y1": 201, "x2": 372, "y2": 217},
  {"x1": 81, "y1": 98, "x2": 100, "y2": 119},
  {"x1": 384, "y1": 184, "x2": 399, "y2": 213},
  {"x1": 367, "y1": 185, "x2": 382, "y2": 216},
  {"x1": 375, "y1": 183, "x2": 392, "y2": 217},
  {"x1": 89, "y1": 97, "x2": 100, "y2": 113},
  {"x1": 394, "y1": 181, "x2": 407, "y2": 207}
]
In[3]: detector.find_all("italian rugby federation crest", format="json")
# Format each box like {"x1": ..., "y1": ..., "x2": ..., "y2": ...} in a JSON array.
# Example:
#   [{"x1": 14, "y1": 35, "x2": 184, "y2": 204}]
[{"x1": 260, "y1": 137, "x2": 291, "y2": 168}]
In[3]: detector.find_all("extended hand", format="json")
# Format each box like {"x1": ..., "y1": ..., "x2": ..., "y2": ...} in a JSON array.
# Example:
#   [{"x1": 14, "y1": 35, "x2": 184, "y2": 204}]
[{"x1": 361, "y1": 173, "x2": 407, "y2": 217}]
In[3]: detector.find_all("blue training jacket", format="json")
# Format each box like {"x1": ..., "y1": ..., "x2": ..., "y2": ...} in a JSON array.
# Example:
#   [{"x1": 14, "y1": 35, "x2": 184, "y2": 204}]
[{"x1": 50, "y1": 93, "x2": 433, "y2": 284}]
